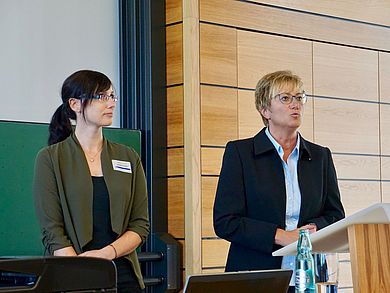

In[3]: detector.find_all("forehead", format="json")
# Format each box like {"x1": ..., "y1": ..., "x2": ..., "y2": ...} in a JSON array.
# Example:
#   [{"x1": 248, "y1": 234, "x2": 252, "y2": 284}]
[{"x1": 274, "y1": 82, "x2": 303, "y2": 95}]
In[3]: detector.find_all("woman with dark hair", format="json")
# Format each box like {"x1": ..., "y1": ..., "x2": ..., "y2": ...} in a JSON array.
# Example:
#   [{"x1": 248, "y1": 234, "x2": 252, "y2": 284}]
[{"x1": 33, "y1": 70, "x2": 149, "y2": 292}]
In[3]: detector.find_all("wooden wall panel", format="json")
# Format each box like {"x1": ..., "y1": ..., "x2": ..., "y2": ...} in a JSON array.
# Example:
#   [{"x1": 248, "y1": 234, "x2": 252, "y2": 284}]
[
  {"x1": 254, "y1": 0, "x2": 390, "y2": 27},
  {"x1": 379, "y1": 52, "x2": 390, "y2": 103},
  {"x1": 313, "y1": 43, "x2": 378, "y2": 101},
  {"x1": 238, "y1": 90, "x2": 264, "y2": 139},
  {"x1": 200, "y1": 23, "x2": 237, "y2": 86},
  {"x1": 314, "y1": 98, "x2": 379, "y2": 155},
  {"x1": 332, "y1": 154, "x2": 380, "y2": 180},
  {"x1": 168, "y1": 177, "x2": 185, "y2": 238},
  {"x1": 201, "y1": 85, "x2": 238, "y2": 146},
  {"x1": 168, "y1": 148, "x2": 184, "y2": 176},
  {"x1": 200, "y1": 0, "x2": 390, "y2": 51},
  {"x1": 380, "y1": 104, "x2": 390, "y2": 155},
  {"x1": 202, "y1": 239, "x2": 230, "y2": 268},
  {"x1": 166, "y1": 23, "x2": 183, "y2": 85},
  {"x1": 202, "y1": 177, "x2": 218, "y2": 237},
  {"x1": 201, "y1": 147, "x2": 224, "y2": 175},
  {"x1": 339, "y1": 181, "x2": 381, "y2": 216},
  {"x1": 166, "y1": 0, "x2": 182, "y2": 24},
  {"x1": 381, "y1": 182, "x2": 390, "y2": 203},
  {"x1": 381, "y1": 157, "x2": 390, "y2": 181},
  {"x1": 237, "y1": 31, "x2": 312, "y2": 92},
  {"x1": 167, "y1": 86, "x2": 184, "y2": 146}
]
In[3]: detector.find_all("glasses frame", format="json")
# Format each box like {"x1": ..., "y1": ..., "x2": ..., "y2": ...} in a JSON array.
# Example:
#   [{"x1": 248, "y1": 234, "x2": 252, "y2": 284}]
[
  {"x1": 78, "y1": 93, "x2": 119, "y2": 102},
  {"x1": 274, "y1": 91, "x2": 307, "y2": 105}
]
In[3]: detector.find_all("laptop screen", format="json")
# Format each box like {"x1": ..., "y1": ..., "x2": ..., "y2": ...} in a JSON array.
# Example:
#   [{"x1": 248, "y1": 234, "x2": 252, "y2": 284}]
[{"x1": 183, "y1": 269, "x2": 292, "y2": 293}]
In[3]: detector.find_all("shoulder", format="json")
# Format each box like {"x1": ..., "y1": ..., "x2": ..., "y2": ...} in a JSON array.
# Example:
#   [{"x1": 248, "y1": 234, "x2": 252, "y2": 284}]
[
  {"x1": 226, "y1": 137, "x2": 254, "y2": 151},
  {"x1": 106, "y1": 139, "x2": 141, "y2": 161},
  {"x1": 300, "y1": 136, "x2": 332, "y2": 158},
  {"x1": 35, "y1": 137, "x2": 68, "y2": 159}
]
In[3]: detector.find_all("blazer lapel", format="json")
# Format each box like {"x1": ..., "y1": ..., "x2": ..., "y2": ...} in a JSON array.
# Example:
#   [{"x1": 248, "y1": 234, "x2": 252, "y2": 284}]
[
  {"x1": 297, "y1": 137, "x2": 314, "y2": 225},
  {"x1": 101, "y1": 139, "x2": 126, "y2": 236}
]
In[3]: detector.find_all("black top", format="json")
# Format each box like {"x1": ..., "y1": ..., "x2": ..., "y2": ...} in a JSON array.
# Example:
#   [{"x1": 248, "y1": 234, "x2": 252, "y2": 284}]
[
  {"x1": 83, "y1": 177, "x2": 139, "y2": 290},
  {"x1": 83, "y1": 176, "x2": 117, "y2": 251}
]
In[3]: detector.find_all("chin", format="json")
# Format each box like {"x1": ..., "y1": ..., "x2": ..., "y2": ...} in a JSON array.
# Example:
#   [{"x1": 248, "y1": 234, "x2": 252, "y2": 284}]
[{"x1": 101, "y1": 119, "x2": 113, "y2": 127}]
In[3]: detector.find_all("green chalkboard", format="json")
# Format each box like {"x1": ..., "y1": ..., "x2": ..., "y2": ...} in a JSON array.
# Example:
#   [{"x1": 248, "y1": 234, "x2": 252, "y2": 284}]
[{"x1": 0, "y1": 120, "x2": 141, "y2": 256}]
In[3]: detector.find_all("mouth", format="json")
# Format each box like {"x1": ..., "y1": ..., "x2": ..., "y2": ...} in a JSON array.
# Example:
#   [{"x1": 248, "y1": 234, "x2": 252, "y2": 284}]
[{"x1": 291, "y1": 113, "x2": 301, "y2": 118}]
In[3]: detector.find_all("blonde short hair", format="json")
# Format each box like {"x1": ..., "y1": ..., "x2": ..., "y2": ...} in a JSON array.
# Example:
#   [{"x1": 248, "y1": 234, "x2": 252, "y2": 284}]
[{"x1": 255, "y1": 70, "x2": 303, "y2": 126}]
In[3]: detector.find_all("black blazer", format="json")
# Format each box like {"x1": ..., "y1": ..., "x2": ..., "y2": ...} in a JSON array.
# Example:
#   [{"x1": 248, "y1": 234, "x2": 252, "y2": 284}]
[{"x1": 213, "y1": 128, "x2": 345, "y2": 272}]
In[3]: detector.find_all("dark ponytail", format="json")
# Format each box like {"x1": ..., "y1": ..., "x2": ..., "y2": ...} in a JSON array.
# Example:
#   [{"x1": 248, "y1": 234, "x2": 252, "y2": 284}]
[
  {"x1": 47, "y1": 69, "x2": 112, "y2": 145},
  {"x1": 48, "y1": 103, "x2": 74, "y2": 145}
]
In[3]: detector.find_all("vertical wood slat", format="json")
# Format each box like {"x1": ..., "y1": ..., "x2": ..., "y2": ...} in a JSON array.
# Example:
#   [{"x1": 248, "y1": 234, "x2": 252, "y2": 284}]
[
  {"x1": 166, "y1": 23, "x2": 183, "y2": 86},
  {"x1": 167, "y1": 85, "x2": 184, "y2": 147},
  {"x1": 168, "y1": 148, "x2": 184, "y2": 176},
  {"x1": 183, "y1": 0, "x2": 202, "y2": 276},
  {"x1": 202, "y1": 176, "x2": 218, "y2": 237},
  {"x1": 166, "y1": 0, "x2": 182, "y2": 24},
  {"x1": 168, "y1": 177, "x2": 184, "y2": 238},
  {"x1": 348, "y1": 224, "x2": 390, "y2": 293}
]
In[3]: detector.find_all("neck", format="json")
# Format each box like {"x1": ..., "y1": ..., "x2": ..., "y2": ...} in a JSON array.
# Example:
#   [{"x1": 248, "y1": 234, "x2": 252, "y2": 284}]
[
  {"x1": 268, "y1": 126, "x2": 298, "y2": 151},
  {"x1": 75, "y1": 124, "x2": 103, "y2": 151}
]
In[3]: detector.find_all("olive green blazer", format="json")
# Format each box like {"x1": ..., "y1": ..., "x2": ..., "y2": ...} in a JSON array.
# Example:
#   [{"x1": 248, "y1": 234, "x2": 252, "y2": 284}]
[{"x1": 33, "y1": 133, "x2": 149, "y2": 288}]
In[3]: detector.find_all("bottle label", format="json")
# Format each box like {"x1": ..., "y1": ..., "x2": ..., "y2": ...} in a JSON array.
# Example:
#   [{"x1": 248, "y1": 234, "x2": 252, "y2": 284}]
[{"x1": 295, "y1": 269, "x2": 307, "y2": 290}]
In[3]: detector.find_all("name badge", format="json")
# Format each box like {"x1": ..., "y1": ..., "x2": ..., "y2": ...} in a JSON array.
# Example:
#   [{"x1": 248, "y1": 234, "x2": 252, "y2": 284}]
[{"x1": 112, "y1": 160, "x2": 132, "y2": 173}]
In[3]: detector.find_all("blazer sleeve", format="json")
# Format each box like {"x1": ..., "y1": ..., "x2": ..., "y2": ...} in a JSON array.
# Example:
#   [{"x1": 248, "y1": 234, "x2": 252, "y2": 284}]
[
  {"x1": 32, "y1": 149, "x2": 73, "y2": 254},
  {"x1": 126, "y1": 151, "x2": 150, "y2": 245},
  {"x1": 305, "y1": 147, "x2": 345, "y2": 230},
  {"x1": 213, "y1": 142, "x2": 278, "y2": 254}
]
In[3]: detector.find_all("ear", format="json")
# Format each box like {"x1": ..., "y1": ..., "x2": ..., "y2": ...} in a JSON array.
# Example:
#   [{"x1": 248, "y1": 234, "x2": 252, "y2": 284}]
[
  {"x1": 261, "y1": 107, "x2": 271, "y2": 120},
  {"x1": 68, "y1": 98, "x2": 81, "y2": 113}
]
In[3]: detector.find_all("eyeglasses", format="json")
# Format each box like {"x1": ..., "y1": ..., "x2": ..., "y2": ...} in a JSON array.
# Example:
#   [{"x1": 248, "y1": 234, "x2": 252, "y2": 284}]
[
  {"x1": 79, "y1": 93, "x2": 119, "y2": 102},
  {"x1": 275, "y1": 92, "x2": 307, "y2": 105}
]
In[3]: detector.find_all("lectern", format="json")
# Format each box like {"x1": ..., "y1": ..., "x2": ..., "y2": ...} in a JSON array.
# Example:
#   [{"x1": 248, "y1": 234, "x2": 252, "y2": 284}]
[{"x1": 273, "y1": 203, "x2": 390, "y2": 293}]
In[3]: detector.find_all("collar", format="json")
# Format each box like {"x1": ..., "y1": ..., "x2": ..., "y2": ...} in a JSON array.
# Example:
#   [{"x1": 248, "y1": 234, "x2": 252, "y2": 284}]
[
  {"x1": 265, "y1": 127, "x2": 300, "y2": 159},
  {"x1": 254, "y1": 128, "x2": 312, "y2": 160}
]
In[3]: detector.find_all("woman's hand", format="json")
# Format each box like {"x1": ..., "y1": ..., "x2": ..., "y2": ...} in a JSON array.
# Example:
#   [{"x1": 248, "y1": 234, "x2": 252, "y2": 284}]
[
  {"x1": 275, "y1": 224, "x2": 317, "y2": 247},
  {"x1": 79, "y1": 246, "x2": 115, "y2": 260},
  {"x1": 53, "y1": 246, "x2": 77, "y2": 256}
]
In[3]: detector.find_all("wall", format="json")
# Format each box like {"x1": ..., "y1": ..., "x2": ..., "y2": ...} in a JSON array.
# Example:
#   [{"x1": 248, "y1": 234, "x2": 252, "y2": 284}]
[
  {"x1": 166, "y1": 0, "x2": 390, "y2": 292},
  {"x1": 0, "y1": 0, "x2": 120, "y2": 126}
]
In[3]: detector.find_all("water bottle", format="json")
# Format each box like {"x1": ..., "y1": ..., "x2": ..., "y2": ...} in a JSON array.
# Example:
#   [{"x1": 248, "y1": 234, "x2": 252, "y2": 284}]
[{"x1": 295, "y1": 229, "x2": 316, "y2": 293}]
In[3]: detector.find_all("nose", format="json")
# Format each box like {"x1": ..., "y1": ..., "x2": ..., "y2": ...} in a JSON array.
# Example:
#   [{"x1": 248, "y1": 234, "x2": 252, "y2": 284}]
[
  {"x1": 289, "y1": 98, "x2": 301, "y2": 109},
  {"x1": 106, "y1": 99, "x2": 116, "y2": 108}
]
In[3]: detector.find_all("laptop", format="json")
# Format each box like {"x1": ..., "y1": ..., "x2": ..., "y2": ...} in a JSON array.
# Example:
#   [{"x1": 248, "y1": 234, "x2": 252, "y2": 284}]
[{"x1": 183, "y1": 269, "x2": 292, "y2": 293}]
